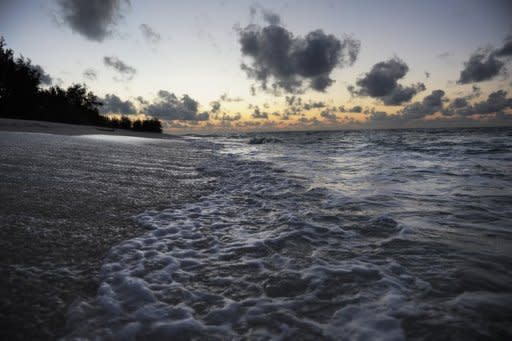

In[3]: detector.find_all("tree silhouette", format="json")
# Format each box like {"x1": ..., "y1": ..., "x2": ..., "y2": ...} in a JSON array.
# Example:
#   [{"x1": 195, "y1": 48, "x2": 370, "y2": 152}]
[{"x1": 0, "y1": 37, "x2": 162, "y2": 133}]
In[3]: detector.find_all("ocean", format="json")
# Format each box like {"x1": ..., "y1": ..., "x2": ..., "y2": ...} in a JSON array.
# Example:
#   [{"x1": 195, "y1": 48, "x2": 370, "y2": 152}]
[{"x1": 66, "y1": 128, "x2": 512, "y2": 340}]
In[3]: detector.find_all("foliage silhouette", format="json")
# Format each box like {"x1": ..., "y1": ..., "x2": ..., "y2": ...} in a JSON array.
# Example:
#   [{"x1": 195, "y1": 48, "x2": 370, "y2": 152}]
[{"x1": 0, "y1": 37, "x2": 162, "y2": 133}]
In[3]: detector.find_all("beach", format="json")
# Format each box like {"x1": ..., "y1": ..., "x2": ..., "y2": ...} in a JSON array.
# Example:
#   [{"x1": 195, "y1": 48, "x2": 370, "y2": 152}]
[
  {"x1": 0, "y1": 119, "x2": 215, "y2": 340},
  {"x1": 1, "y1": 120, "x2": 511, "y2": 340}
]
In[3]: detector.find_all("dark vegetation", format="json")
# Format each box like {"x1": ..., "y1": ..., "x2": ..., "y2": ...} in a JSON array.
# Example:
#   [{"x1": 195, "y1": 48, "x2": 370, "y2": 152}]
[{"x1": 0, "y1": 37, "x2": 162, "y2": 133}]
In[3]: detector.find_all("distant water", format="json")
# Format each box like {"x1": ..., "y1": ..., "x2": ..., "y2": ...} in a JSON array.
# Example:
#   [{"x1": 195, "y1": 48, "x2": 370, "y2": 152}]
[{"x1": 67, "y1": 128, "x2": 512, "y2": 340}]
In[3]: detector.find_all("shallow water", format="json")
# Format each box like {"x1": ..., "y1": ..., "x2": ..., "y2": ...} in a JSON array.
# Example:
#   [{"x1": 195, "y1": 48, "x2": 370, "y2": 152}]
[{"x1": 66, "y1": 128, "x2": 512, "y2": 340}]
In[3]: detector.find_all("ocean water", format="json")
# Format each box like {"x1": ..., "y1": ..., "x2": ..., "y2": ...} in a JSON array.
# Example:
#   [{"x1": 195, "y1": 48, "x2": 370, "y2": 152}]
[{"x1": 66, "y1": 128, "x2": 512, "y2": 340}]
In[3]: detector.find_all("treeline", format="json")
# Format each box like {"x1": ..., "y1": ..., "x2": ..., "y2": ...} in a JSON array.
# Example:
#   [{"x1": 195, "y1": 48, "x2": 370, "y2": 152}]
[
  {"x1": 0, "y1": 37, "x2": 162, "y2": 133},
  {"x1": 103, "y1": 115, "x2": 162, "y2": 132}
]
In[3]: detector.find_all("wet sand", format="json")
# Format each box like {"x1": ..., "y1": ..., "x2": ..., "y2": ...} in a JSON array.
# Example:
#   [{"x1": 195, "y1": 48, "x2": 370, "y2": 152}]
[{"x1": 0, "y1": 119, "x2": 216, "y2": 339}]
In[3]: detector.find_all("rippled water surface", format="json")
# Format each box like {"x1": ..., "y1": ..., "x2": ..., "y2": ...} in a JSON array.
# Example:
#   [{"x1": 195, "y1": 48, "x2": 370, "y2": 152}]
[{"x1": 66, "y1": 128, "x2": 512, "y2": 340}]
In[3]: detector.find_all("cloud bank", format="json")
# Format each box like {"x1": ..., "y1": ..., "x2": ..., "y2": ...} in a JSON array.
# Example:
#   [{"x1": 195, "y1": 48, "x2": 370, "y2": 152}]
[
  {"x1": 99, "y1": 94, "x2": 136, "y2": 115},
  {"x1": 144, "y1": 90, "x2": 209, "y2": 121}
]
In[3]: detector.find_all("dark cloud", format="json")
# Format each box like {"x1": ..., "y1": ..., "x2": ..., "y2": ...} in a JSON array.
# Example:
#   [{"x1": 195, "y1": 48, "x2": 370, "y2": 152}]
[
  {"x1": 303, "y1": 101, "x2": 326, "y2": 110},
  {"x1": 139, "y1": 24, "x2": 161, "y2": 44},
  {"x1": 261, "y1": 8, "x2": 281, "y2": 25},
  {"x1": 450, "y1": 97, "x2": 469, "y2": 109},
  {"x1": 350, "y1": 58, "x2": 425, "y2": 105},
  {"x1": 458, "y1": 37, "x2": 512, "y2": 84},
  {"x1": 382, "y1": 83, "x2": 426, "y2": 105},
  {"x1": 365, "y1": 89, "x2": 512, "y2": 127},
  {"x1": 285, "y1": 95, "x2": 301, "y2": 106},
  {"x1": 103, "y1": 56, "x2": 136, "y2": 80},
  {"x1": 144, "y1": 90, "x2": 209, "y2": 121},
  {"x1": 135, "y1": 96, "x2": 148, "y2": 105},
  {"x1": 445, "y1": 90, "x2": 512, "y2": 117},
  {"x1": 99, "y1": 94, "x2": 136, "y2": 115},
  {"x1": 298, "y1": 116, "x2": 321, "y2": 125},
  {"x1": 495, "y1": 36, "x2": 512, "y2": 57},
  {"x1": 31, "y1": 65, "x2": 52, "y2": 85},
  {"x1": 210, "y1": 101, "x2": 221, "y2": 113},
  {"x1": 238, "y1": 17, "x2": 360, "y2": 93},
  {"x1": 83, "y1": 68, "x2": 97, "y2": 80},
  {"x1": 249, "y1": 5, "x2": 281, "y2": 25},
  {"x1": 400, "y1": 89, "x2": 446, "y2": 119},
  {"x1": 368, "y1": 111, "x2": 398, "y2": 122},
  {"x1": 252, "y1": 107, "x2": 269, "y2": 119},
  {"x1": 220, "y1": 112, "x2": 242, "y2": 121},
  {"x1": 354, "y1": 58, "x2": 408, "y2": 97},
  {"x1": 219, "y1": 93, "x2": 243, "y2": 102},
  {"x1": 57, "y1": 0, "x2": 128, "y2": 42},
  {"x1": 349, "y1": 105, "x2": 362, "y2": 113},
  {"x1": 320, "y1": 110, "x2": 337, "y2": 121},
  {"x1": 457, "y1": 50, "x2": 505, "y2": 84}
]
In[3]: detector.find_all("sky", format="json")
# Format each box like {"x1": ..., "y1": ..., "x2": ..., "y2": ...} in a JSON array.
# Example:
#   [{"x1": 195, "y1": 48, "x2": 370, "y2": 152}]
[{"x1": 1, "y1": 0, "x2": 512, "y2": 132}]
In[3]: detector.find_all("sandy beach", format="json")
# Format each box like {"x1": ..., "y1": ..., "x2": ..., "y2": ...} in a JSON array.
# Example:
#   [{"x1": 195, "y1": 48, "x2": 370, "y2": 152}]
[{"x1": 0, "y1": 119, "x2": 215, "y2": 340}]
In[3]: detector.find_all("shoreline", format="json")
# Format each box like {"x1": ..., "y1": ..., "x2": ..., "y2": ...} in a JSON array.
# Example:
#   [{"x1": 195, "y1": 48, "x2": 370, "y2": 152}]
[
  {"x1": 0, "y1": 118, "x2": 173, "y2": 138},
  {"x1": 0, "y1": 121, "x2": 216, "y2": 339}
]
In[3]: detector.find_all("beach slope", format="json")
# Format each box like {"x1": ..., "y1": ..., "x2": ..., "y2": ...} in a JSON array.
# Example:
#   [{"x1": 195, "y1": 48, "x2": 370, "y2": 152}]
[{"x1": 0, "y1": 119, "x2": 215, "y2": 340}]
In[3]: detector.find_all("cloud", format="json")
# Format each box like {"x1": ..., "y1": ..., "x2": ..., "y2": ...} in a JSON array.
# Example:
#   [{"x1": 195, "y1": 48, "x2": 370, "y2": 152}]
[
  {"x1": 349, "y1": 105, "x2": 362, "y2": 113},
  {"x1": 219, "y1": 112, "x2": 241, "y2": 121},
  {"x1": 367, "y1": 111, "x2": 399, "y2": 123},
  {"x1": 303, "y1": 101, "x2": 326, "y2": 110},
  {"x1": 436, "y1": 52, "x2": 451, "y2": 59},
  {"x1": 249, "y1": 5, "x2": 281, "y2": 25},
  {"x1": 219, "y1": 93, "x2": 243, "y2": 102},
  {"x1": 56, "y1": 0, "x2": 128, "y2": 42},
  {"x1": 135, "y1": 96, "x2": 148, "y2": 105},
  {"x1": 261, "y1": 8, "x2": 281, "y2": 25},
  {"x1": 349, "y1": 57, "x2": 425, "y2": 105},
  {"x1": 143, "y1": 90, "x2": 209, "y2": 121},
  {"x1": 252, "y1": 107, "x2": 269, "y2": 119},
  {"x1": 83, "y1": 68, "x2": 97, "y2": 80},
  {"x1": 400, "y1": 89, "x2": 446, "y2": 119},
  {"x1": 457, "y1": 50, "x2": 505, "y2": 84},
  {"x1": 139, "y1": 24, "x2": 161, "y2": 44},
  {"x1": 31, "y1": 65, "x2": 52, "y2": 85},
  {"x1": 363, "y1": 89, "x2": 512, "y2": 127},
  {"x1": 458, "y1": 37, "x2": 512, "y2": 84},
  {"x1": 382, "y1": 83, "x2": 427, "y2": 105},
  {"x1": 320, "y1": 110, "x2": 337, "y2": 121},
  {"x1": 99, "y1": 94, "x2": 136, "y2": 115},
  {"x1": 285, "y1": 95, "x2": 301, "y2": 106},
  {"x1": 210, "y1": 101, "x2": 221, "y2": 113},
  {"x1": 103, "y1": 56, "x2": 136, "y2": 80},
  {"x1": 298, "y1": 116, "x2": 321, "y2": 125},
  {"x1": 237, "y1": 16, "x2": 360, "y2": 93},
  {"x1": 444, "y1": 90, "x2": 512, "y2": 117},
  {"x1": 495, "y1": 36, "x2": 512, "y2": 57}
]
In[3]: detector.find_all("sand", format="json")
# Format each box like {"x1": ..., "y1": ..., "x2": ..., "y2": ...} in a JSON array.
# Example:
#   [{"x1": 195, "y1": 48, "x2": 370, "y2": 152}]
[{"x1": 0, "y1": 119, "x2": 216, "y2": 340}]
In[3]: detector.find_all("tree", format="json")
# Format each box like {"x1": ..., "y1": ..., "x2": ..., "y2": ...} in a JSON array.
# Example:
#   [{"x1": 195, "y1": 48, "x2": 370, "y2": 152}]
[
  {"x1": 0, "y1": 37, "x2": 41, "y2": 117},
  {"x1": 0, "y1": 37, "x2": 162, "y2": 133}
]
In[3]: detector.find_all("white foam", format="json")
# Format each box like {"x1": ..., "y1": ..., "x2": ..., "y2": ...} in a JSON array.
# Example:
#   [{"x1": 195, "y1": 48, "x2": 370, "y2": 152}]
[{"x1": 76, "y1": 134, "x2": 165, "y2": 144}]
